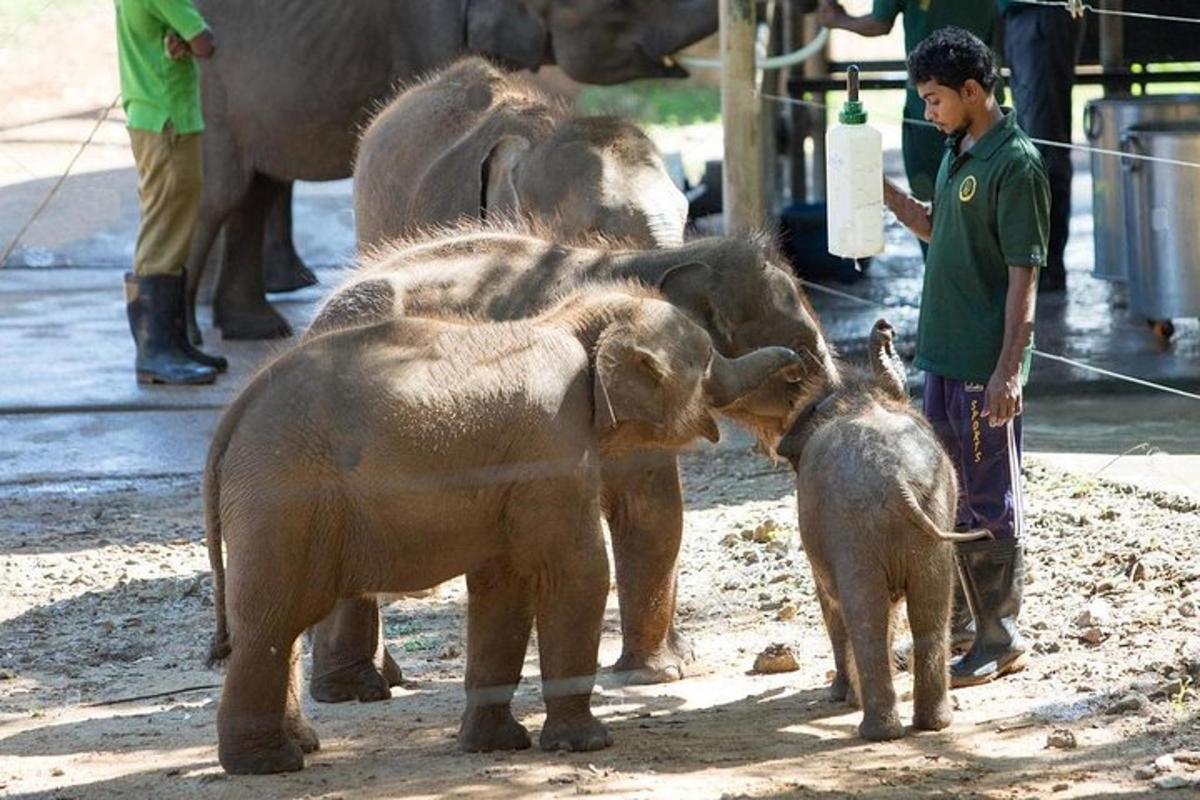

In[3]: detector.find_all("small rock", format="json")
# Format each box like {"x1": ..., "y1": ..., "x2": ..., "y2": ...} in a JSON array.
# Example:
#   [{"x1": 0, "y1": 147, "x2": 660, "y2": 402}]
[
  {"x1": 720, "y1": 533, "x2": 740, "y2": 548},
  {"x1": 1051, "y1": 783, "x2": 1069, "y2": 792},
  {"x1": 0, "y1": 669, "x2": 15, "y2": 681},
  {"x1": 1153, "y1": 775, "x2": 1197, "y2": 790},
  {"x1": 1079, "y1": 627, "x2": 1105, "y2": 645},
  {"x1": 1155, "y1": 754, "x2": 1177, "y2": 772},
  {"x1": 776, "y1": 604, "x2": 797, "y2": 622},
  {"x1": 1045, "y1": 729, "x2": 1077, "y2": 750},
  {"x1": 1179, "y1": 601, "x2": 1197, "y2": 618},
  {"x1": 1105, "y1": 692, "x2": 1149, "y2": 715},
  {"x1": 1074, "y1": 599, "x2": 1112, "y2": 629},
  {"x1": 752, "y1": 644, "x2": 799, "y2": 674},
  {"x1": 50, "y1": 768, "x2": 64, "y2": 777},
  {"x1": 742, "y1": 552, "x2": 759, "y2": 565},
  {"x1": 1173, "y1": 751, "x2": 1200, "y2": 766},
  {"x1": 721, "y1": 580, "x2": 741, "y2": 591},
  {"x1": 1134, "y1": 765, "x2": 1158, "y2": 780},
  {"x1": 1033, "y1": 641, "x2": 1061, "y2": 655},
  {"x1": 440, "y1": 644, "x2": 461, "y2": 660}
]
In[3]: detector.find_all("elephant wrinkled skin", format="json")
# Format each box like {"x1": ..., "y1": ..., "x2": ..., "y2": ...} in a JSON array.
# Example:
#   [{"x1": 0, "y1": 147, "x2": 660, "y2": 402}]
[
  {"x1": 185, "y1": 0, "x2": 719, "y2": 343},
  {"x1": 777, "y1": 320, "x2": 989, "y2": 741},
  {"x1": 355, "y1": 57, "x2": 688, "y2": 250},
  {"x1": 303, "y1": 228, "x2": 835, "y2": 703},
  {"x1": 204, "y1": 284, "x2": 801, "y2": 773}
]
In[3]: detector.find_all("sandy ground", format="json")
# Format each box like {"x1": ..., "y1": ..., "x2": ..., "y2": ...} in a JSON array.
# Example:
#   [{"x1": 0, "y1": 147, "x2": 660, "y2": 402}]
[{"x1": 1, "y1": 444, "x2": 1199, "y2": 799}]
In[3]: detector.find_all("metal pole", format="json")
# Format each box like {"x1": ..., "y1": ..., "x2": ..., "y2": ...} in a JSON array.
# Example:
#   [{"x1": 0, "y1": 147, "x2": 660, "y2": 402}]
[
  {"x1": 721, "y1": 0, "x2": 764, "y2": 233},
  {"x1": 1099, "y1": 0, "x2": 1127, "y2": 96}
]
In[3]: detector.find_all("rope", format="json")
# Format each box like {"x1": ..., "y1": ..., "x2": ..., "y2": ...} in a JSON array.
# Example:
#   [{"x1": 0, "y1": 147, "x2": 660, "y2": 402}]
[
  {"x1": 0, "y1": 94, "x2": 121, "y2": 269},
  {"x1": 795, "y1": 278, "x2": 1200, "y2": 401},
  {"x1": 85, "y1": 683, "x2": 221, "y2": 707},
  {"x1": 1012, "y1": 0, "x2": 1200, "y2": 26}
]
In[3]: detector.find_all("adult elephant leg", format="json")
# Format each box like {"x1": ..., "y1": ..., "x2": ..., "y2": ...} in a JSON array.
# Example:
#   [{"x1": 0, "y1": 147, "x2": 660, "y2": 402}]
[
  {"x1": 459, "y1": 559, "x2": 534, "y2": 752},
  {"x1": 213, "y1": 172, "x2": 293, "y2": 339},
  {"x1": 604, "y1": 452, "x2": 693, "y2": 684},
  {"x1": 262, "y1": 179, "x2": 318, "y2": 294},
  {"x1": 309, "y1": 597, "x2": 395, "y2": 703}
]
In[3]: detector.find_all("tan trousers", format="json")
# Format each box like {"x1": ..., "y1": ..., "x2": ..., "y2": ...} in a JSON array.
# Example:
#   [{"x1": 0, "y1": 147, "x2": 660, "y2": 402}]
[{"x1": 128, "y1": 124, "x2": 202, "y2": 277}]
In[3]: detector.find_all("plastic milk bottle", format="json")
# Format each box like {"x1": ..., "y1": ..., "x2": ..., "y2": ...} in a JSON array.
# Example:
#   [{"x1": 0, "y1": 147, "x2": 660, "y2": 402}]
[{"x1": 825, "y1": 66, "x2": 884, "y2": 259}]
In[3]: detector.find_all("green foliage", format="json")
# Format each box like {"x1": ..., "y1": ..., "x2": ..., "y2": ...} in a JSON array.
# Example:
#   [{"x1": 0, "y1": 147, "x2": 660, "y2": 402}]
[{"x1": 579, "y1": 80, "x2": 721, "y2": 126}]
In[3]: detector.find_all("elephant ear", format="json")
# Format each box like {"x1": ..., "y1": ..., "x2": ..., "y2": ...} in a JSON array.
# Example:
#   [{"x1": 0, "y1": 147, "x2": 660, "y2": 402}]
[
  {"x1": 654, "y1": 261, "x2": 736, "y2": 351},
  {"x1": 593, "y1": 328, "x2": 668, "y2": 433},
  {"x1": 412, "y1": 128, "x2": 530, "y2": 225},
  {"x1": 465, "y1": 0, "x2": 551, "y2": 72},
  {"x1": 869, "y1": 318, "x2": 908, "y2": 401}
]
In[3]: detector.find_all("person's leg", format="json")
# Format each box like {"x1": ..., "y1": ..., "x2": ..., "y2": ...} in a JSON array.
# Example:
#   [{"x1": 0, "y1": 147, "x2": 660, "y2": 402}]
[
  {"x1": 125, "y1": 126, "x2": 217, "y2": 385},
  {"x1": 1004, "y1": 7, "x2": 1083, "y2": 292},
  {"x1": 947, "y1": 381, "x2": 1027, "y2": 686}
]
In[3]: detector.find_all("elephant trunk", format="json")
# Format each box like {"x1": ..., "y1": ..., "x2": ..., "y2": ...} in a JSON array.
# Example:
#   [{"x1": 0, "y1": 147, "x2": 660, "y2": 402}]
[
  {"x1": 705, "y1": 346, "x2": 801, "y2": 409},
  {"x1": 868, "y1": 318, "x2": 908, "y2": 401}
]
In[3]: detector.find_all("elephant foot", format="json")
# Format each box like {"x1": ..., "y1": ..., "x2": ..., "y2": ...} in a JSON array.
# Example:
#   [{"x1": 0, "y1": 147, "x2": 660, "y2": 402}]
[
  {"x1": 215, "y1": 302, "x2": 293, "y2": 340},
  {"x1": 265, "y1": 257, "x2": 318, "y2": 294},
  {"x1": 539, "y1": 712, "x2": 611, "y2": 753},
  {"x1": 219, "y1": 735, "x2": 305, "y2": 775},
  {"x1": 459, "y1": 706, "x2": 531, "y2": 753},
  {"x1": 912, "y1": 700, "x2": 953, "y2": 732},
  {"x1": 828, "y1": 672, "x2": 850, "y2": 703},
  {"x1": 611, "y1": 632, "x2": 694, "y2": 685},
  {"x1": 858, "y1": 710, "x2": 905, "y2": 742},
  {"x1": 286, "y1": 716, "x2": 321, "y2": 753},
  {"x1": 382, "y1": 647, "x2": 404, "y2": 687},
  {"x1": 309, "y1": 659, "x2": 392, "y2": 704}
]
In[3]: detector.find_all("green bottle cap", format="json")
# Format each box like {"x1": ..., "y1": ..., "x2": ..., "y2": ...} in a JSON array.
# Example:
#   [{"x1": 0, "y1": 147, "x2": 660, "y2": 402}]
[{"x1": 840, "y1": 65, "x2": 868, "y2": 125}]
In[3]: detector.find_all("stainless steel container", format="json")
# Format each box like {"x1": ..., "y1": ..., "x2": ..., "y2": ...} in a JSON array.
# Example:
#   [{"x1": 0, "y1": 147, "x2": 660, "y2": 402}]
[
  {"x1": 1121, "y1": 121, "x2": 1200, "y2": 319},
  {"x1": 1084, "y1": 95, "x2": 1200, "y2": 281}
]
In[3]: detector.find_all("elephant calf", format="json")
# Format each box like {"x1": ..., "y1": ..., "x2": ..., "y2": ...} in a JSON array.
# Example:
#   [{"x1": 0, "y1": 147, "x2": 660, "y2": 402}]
[
  {"x1": 204, "y1": 284, "x2": 799, "y2": 774},
  {"x1": 354, "y1": 56, "x2": 688, "y2": 250},
  {"x1": 777, "y1": 320, "x2": 989, "y2": 741}
]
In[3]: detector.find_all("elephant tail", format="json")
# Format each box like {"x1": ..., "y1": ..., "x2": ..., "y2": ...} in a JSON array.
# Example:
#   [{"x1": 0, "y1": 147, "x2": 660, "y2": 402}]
[
  {"x1": 890, "y1": 483, "x2": 993, "y2": 543},
  {"x1": 204, "y1": 457, "x2": 231, "y2": 668}
]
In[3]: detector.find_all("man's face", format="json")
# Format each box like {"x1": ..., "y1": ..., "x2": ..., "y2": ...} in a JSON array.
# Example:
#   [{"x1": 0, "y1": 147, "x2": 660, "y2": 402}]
[{"x1": 917, "y1": 79, "x2": 974, "y2": 135}]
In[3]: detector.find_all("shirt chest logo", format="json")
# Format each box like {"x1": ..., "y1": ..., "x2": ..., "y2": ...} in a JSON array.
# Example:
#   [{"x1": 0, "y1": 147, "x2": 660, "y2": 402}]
[{"x1": 958, "y1": 175, "x2": 977, "y2": 203}]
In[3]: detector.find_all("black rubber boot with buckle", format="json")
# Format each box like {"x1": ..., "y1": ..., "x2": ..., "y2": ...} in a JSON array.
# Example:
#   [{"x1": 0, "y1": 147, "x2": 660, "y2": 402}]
[
  {"x1": 951, "y1": 537, "x2": 1028, "y2": 687},
  {"x1": 125, "y1": 272, "x2": 221, "y2": 385}
]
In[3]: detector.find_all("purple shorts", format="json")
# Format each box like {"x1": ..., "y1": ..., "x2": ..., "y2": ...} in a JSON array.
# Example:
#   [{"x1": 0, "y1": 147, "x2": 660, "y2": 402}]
[{"x1": 923, "y1": 373, "x2": 1025, "y2": 541}]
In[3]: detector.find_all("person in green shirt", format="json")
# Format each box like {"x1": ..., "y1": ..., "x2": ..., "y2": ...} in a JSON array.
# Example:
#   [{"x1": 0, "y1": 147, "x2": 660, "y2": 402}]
[
  {"x1": 883, "y1": 27, "x2": 1048, "y2": 687},
  {"x1": 116, "y1": 0, "x2": 224, "y2": 385},
  {"x1": 817, "y1": 0, "x2": 996, "y2": 205}
]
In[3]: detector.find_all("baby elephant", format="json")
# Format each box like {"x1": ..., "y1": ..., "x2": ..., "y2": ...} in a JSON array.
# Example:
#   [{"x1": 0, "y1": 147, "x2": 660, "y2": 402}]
[
  {"x1": 204, "y1": 284, "x2": 800, "y2": 774},
  {"x1": 777, "y1": 320, "x2": 989, "y2": 741}
]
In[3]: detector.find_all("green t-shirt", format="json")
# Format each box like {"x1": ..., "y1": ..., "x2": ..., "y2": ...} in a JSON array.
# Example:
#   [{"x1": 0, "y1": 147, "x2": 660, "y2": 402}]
[
  {"x1": 115, "y1": 0, "x2": 209, "y2": 133},
  {"x1": 915, "y1": 109, "x2": 1049, "y2": 385},
  {"x1": 871, "y1": 0, "x2": 997, "y2": 119}
]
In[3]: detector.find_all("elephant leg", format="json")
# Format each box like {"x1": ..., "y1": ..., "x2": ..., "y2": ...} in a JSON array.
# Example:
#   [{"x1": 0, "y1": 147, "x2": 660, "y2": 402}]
[
  {"x1": 213, "y1": 172, "x2": 293, "y2": 340},
  {"x1": 459, "y1": 559, "x2": 534, "y2": 752},
  {"x1": 907, "y1": 571, "x2": 953, "y2": 732},
  {"x1": 309, "y1": 596, "x2": 395, "y2": 703},
  {"x1": 284, "y1": 639, "x2": 320, "y2": 753},
  {"x1": 843, "y1": 584, "x2": 904, "y2": 741},
  {"x1": 604, "y1": 453, "x2": 693, "y2": 685},
  {"x1": 262, "y1": 179, "x2": 318, "y2": 293},
  {"x1": 527, "y1": 511, "x2": 611, "y2": 752},
  {"x1": 815, "y1": 583, "x2": 851, "y2": 702}
]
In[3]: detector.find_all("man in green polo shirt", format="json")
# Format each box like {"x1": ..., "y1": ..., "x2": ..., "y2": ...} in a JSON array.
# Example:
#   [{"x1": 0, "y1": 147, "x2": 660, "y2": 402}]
[
  {"x1": 116, "y1": 0, "x2": 225, "y2": 384},
  {"x1": 818, "y1": 0, "x2": 996, "y2": 204},
  {"x1": 883, "y1": 27, "x2": 1048, "y2": 687}
]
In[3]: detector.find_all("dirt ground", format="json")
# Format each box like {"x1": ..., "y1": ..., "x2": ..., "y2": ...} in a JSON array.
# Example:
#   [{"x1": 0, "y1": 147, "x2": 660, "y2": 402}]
[{"x1": 2, "y1": 443, "x2": 1199, "y2": 800}]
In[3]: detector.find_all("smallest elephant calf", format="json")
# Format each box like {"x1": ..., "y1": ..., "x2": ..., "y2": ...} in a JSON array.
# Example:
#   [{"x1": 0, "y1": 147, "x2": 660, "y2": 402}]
[{"x1": 777, "y1": 320, "x2": 989, "y2": 741}]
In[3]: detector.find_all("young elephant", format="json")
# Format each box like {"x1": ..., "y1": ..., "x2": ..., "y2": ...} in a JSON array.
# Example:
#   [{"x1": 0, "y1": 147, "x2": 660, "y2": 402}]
[
  {"x1": 776, "y1": 320, "x2": 989, "y2": 741},
  {"x1": 353, "y1": 56, "x2": 688, "y2": 250},
  {"x1": 205, "y1": 284, "x2": 801, "y2": 774},
  {"x1": 303, "y1": 226, "x2": 834, "y2": 702}
]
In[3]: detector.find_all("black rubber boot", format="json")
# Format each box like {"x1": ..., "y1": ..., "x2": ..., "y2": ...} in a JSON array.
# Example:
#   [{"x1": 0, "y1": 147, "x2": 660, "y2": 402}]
[
  {"x1": 951, "y1": 538, "x2": 1028, "y2": 687},
  {"x1": 125, "y1": 273, "x2": 220, "y2": 385},
  {"x1": 894, "y1": 580, "x2": 973, "y2": 672}
]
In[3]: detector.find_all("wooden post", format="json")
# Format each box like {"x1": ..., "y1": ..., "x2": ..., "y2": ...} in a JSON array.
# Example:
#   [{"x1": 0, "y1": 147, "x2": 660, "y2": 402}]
[
  {"x1": 721, "y1": 0, "x2": 764, "y2": 234},
  {"x1": 785, "y1": 2, "x2": 809, "y2": 204},
  {"x1": 803, "y1": 11, "x2": 828, "y2": 203},
  {"x1": 1099, "y1": 0, "x2": 1127, "y2": 96}
]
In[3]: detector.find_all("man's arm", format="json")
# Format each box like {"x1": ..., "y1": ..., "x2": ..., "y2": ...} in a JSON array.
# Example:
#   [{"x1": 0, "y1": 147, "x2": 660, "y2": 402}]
[
  {"x1": 151, "y1": 0, "x2": 214, "y2": 57},
  {"x1": 983, "y1": 266, "x2": 1038, "y2": 427},
  {"x1": 817, "y1": 0, "x2": 895, "y2": 37},
  {"x1": 884, "y1": 177, "x2": 932, "y2": 242}
]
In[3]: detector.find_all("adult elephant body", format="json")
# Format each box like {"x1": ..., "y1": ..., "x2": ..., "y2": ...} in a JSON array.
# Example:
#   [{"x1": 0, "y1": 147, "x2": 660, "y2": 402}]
[
  {"x1": 186, "y1": 0, "x2": 718, "y2": 342},
  {"x1": 355, "y1": 57, "x2": 688, "y2": 250},
  {"x1": 304, "y1": 229, "x2": 836, "y2": 702}
]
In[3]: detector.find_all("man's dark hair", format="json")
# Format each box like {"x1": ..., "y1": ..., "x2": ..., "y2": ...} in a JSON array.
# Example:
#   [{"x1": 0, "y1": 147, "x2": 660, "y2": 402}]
[{"x1": 907, "y1": 26, "x2": 998, "y2": 92}]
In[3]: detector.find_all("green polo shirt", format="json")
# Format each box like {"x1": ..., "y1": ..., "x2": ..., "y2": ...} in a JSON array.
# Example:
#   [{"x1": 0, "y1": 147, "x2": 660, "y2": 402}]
[
  {"x1": 915, "y1": 108, "x2": 1049, "y2": 385},
  {"x1": 871, "y1": 0, "x2": 996, "y2": 120},
  {"x1": 115, "y1": 0, "x2": 209, "y2": 133}
]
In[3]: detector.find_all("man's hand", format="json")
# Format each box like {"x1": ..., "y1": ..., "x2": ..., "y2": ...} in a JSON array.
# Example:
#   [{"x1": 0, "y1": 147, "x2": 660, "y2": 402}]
[
  {"x1": 164, "y1": 31, "x2": 190, "y2": 61},
  {"x1": 188, "y1": 29, "x2": 215, "y2": 59},
  {"x1": 817, "y1": 0, "x2": 848, "y2": 28},
  {"x1": 883, "y1": 177, "x2": 933, "y2": 242},
  {"x1": 983, "y1": 367, "x2": 1022, "y2": 427}
]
